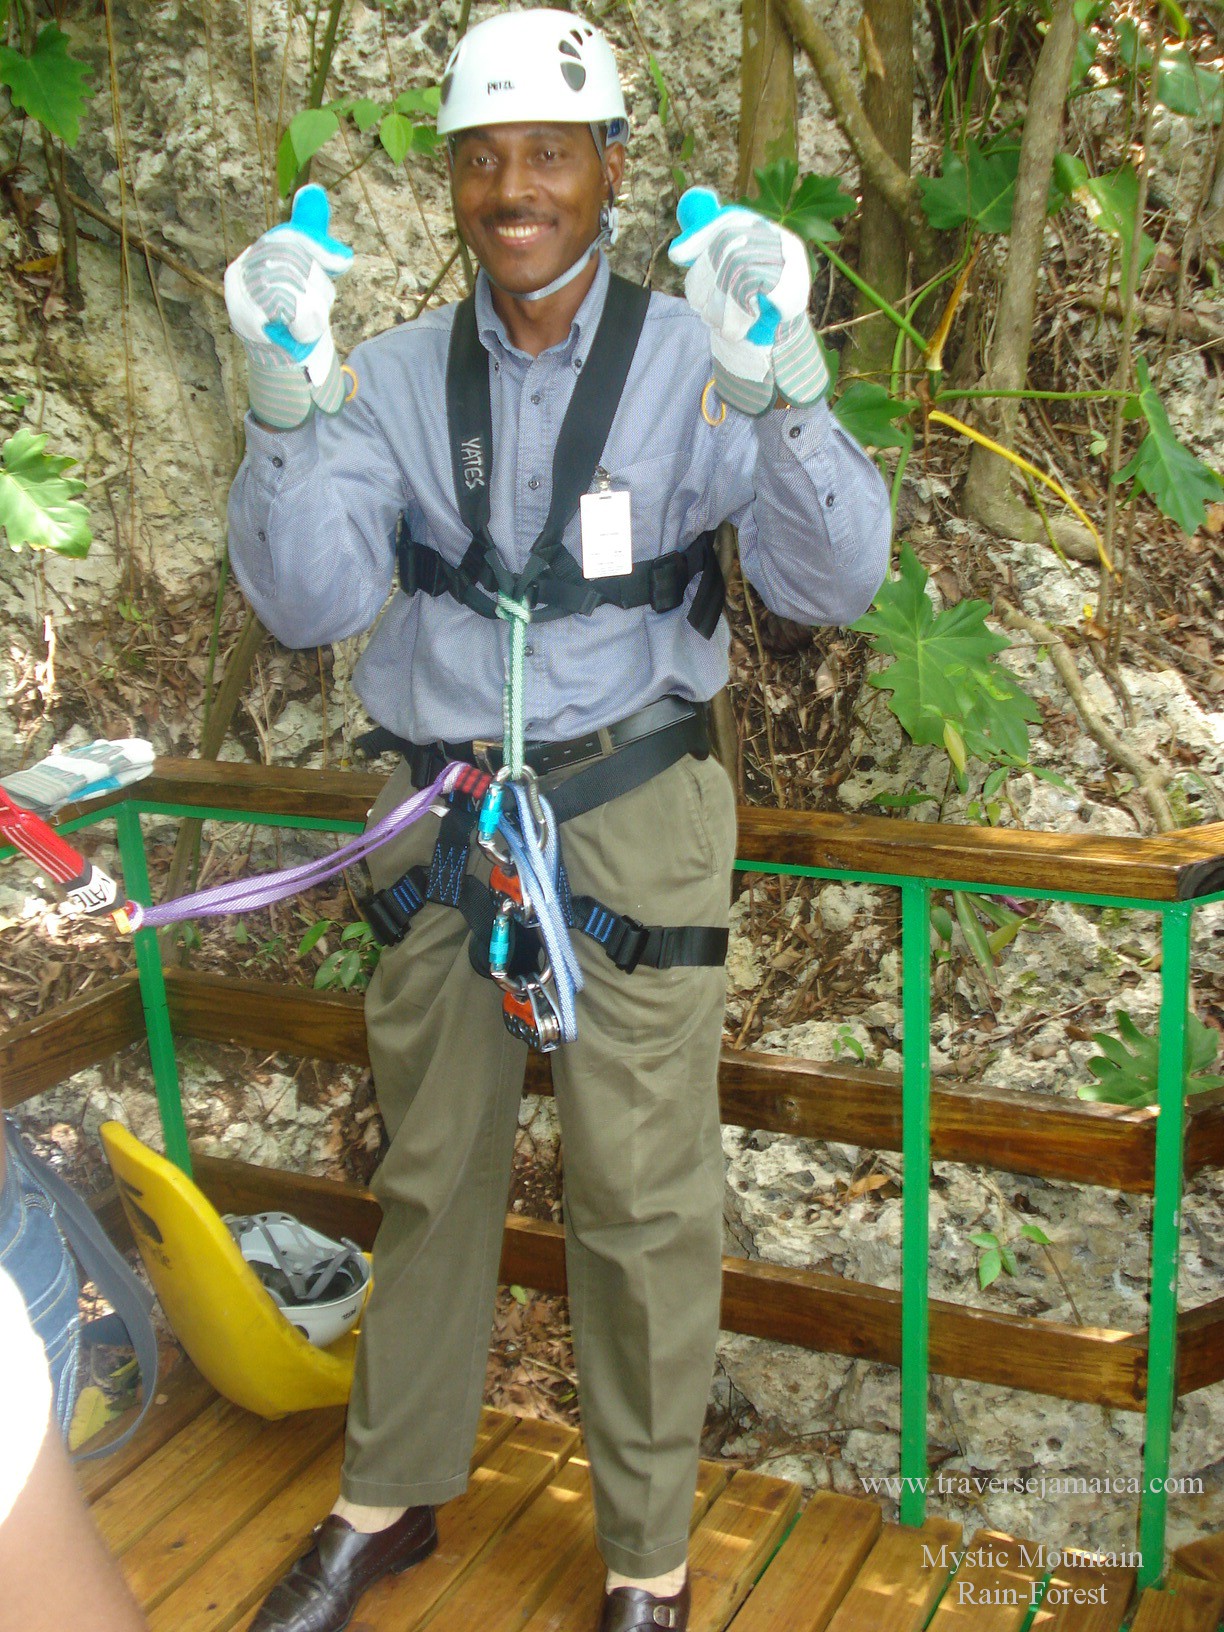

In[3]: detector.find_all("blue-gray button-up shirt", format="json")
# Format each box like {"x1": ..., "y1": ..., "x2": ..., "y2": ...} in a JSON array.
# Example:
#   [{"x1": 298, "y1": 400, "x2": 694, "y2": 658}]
[{"x1": 227, "y1": 254, "x2": 891, "y2": 745}]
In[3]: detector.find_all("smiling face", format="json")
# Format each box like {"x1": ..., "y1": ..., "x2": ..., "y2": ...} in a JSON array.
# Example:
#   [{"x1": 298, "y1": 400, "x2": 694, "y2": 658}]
[{"x1": 449, "y1": 122, "x2": 623, "y2": 298}]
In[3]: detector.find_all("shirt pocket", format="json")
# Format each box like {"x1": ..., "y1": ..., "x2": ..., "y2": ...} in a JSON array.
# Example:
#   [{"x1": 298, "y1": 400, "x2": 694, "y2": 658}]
[{"x1": 602, "y1": 449, "x2": 706, "y2": 562}]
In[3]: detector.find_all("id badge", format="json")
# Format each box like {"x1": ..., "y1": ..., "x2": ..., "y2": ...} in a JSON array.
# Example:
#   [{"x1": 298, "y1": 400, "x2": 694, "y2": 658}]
[{"x1": 580, "y1": 472, "x2": 632, "y2": 579}]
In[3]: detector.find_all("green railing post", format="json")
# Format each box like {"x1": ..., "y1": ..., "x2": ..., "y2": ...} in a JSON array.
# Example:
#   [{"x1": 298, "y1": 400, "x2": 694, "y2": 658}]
[
  {"x1": 899, "y1": 879, "x2": 933, "y2": 1527},
  {"x1": 1136, "y1": 901, "x2": 1193, "y2": 1591},
  {"x1": 114, "y1": 802, "x2": 192, "y2": 1175}
]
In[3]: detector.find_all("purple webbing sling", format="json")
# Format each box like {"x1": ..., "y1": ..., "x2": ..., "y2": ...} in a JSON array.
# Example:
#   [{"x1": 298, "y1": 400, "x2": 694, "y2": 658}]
[{"x1": 122, "y1": 765, "x2": 459, "y2": 932}]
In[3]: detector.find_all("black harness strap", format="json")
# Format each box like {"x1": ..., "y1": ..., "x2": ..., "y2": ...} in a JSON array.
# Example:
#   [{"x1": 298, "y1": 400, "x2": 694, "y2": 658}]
[{"x1": 395, "y1": 273, "x2": 725, "y2": 637}]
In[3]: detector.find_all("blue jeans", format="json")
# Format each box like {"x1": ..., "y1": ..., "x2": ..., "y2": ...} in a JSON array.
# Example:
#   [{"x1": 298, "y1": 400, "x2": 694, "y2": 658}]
[{"x1": 0, "y1": 1133, "x2": 80, "y2": 1435}]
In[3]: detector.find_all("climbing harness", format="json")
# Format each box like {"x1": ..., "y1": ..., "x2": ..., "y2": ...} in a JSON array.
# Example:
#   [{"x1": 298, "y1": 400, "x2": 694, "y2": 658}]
[{"x1": 116, "y1": 276, "x2": 733, "y2": 1050}]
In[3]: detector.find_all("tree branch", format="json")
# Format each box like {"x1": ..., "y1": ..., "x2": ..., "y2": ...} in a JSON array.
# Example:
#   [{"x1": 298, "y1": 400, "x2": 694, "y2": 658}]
[
  {"x1": 773, "y1": 0, "x2": 941, "y2": 272},
  {"x1": 996, "y1": 600, "x2": 1175, "y2": 832}
]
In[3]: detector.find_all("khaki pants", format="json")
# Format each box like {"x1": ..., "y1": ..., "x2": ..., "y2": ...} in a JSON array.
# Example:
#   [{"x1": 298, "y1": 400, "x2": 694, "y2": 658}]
[{"x1": 341, "y1": 750, "x2": 736, "y2": 1575}]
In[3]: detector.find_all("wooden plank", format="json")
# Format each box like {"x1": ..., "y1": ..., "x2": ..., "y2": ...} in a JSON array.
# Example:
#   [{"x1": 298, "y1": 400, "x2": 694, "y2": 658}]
[
  {"x1": 166, "y1": 971, "x2": 1182, "y2": 1195},
  {"x1": 1176, "y1": 1298, "x2": 1224, "y2": 1395},
  {"x1": 101, "y1": 760, "x2": 1224, "y2": 900},
  {"x1": 123, "y1": 1406, "x2": 346, "y2": 1609},
  {"x1": 1172, "y1": 1531, "x2": 1224, "y2": 1590},
  {"x1": 182, "y1": 1167, "x2": 1150, "y2": 1413},
  {"x1": 517, "y1": 1459, "x2": 730, "y2": 1632},
  {"x1": 144, "y1": 1435, "x2": 346, "y2": 1632},
  {"x1": 824, "y1": 1517, "x2": 963, "y2": 1632},
  {"x1": 736, "y1": 807, "x2": 1224, "y2": 903},
  {"x1": 0, "y1": 972, "x2": 144, "y2": 1109},
  {"x1": 728, "y1": 1491, "x2": 882, "y2": 1632},
  {"x1": 1129, "y1": 1572, "x2": 1224, "y2": 1631},
  {"x1": 1029, "y1": 1556, "x2": 1136, "y2": 1631},
  {"x1": 350, "y1": 1416, "x2": 580, "y2": 1632},
  {"x1": 77, "y1": 1359, "x2": 217, "y2": 1503},
  {"x1": 93, "y1": 1398, "x2": 264, "y2": 1554},
  {"x1": 927, "y1": 1530, "x2": 1045, "y2": 1630},
  {"x1": 685, "y1": 1470, "x2": 802, "y2": 1630},
  {"x1": 419, "y1": 1455, "x2": 596, "y2": 1631},
  {"x1": 165, "y1": 967, "x2": 369, "y2": 1067},
  {"x1": 500, "y1": 1216, "x2": 1149, "y2": 1412},
  {"x1": 150, "y1": 1408, "x2": 516, "y2": 1632}
]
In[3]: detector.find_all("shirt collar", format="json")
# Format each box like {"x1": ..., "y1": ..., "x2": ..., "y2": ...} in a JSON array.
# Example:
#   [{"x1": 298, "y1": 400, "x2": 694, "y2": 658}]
[{"x1": 474, "y1": 251, "x2": 610, "y2": 361}]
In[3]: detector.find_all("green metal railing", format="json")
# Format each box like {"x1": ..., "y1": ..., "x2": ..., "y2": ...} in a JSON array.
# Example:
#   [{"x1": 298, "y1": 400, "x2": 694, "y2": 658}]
[{"x1": 16, "y1": 786, "x2": 1224, "y2": 1593}]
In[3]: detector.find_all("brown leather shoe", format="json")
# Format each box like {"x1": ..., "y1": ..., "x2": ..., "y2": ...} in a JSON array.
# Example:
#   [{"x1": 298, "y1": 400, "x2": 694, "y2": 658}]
[
  {"x1": 249, "y1": 1506, "x2": 437, "y2": 1632},
  {"x1": 597, "y1": 1578, "x2": 691, "y2": 1632}
]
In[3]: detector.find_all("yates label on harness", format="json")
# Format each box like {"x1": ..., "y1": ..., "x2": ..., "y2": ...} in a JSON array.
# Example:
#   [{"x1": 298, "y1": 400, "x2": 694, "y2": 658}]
[
  {"x1": 580, "y1": 487, "x2": 632, "y2": 579},
  {"x1": 460, "y1": 436, "x2": 486, "y2": 489}
]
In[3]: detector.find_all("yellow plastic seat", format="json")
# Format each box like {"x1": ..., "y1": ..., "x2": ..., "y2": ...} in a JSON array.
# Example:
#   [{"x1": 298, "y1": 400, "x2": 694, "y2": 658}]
[{"x1": 100, "y1": 1121, "x2": 366, "y2": 1418}]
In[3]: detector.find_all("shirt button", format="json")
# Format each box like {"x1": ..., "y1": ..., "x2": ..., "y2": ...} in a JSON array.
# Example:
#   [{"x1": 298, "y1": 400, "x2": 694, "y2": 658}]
[
  {"x1": 788, "y1": 426, "x2": 802, "y2": 440},
  {"x1": 257, "y1": 529, "x2": 267, "y2": 542},
  {"x1": 493, "y1": 360, "x2": 501, "y2": 373},
  {"x1": 524, "y1": 644, "x2": 535, "y2": 657},
  {"x1": 574, "y1": 357, "x2": 584, "y2": 371},
  {"x1": 528, "y1": 476, "x2": 540, "y2": 490},
  {"x1": 825, "y1": 493, "x2": 835, "y2": 507},
  {"x1": 271, "y1": 455, "x2": 283, "y2": 468},
  {"x1": 530, "y1": 392, "x2": 542, "y2": 405}
]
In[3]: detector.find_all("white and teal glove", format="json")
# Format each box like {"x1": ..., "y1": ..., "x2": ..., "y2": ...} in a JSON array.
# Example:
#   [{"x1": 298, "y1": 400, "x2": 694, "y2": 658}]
[
  {"x1": 224, "y1": 185, "x2": 354, "y2": 430},
  {"x1": 668, "y1": 186, "x2": 829, "y2": 417}
]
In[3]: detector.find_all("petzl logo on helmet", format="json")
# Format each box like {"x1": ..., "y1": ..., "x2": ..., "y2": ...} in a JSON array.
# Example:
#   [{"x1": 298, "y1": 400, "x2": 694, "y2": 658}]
[
  {"x1": 460, "y1": 436, "x2": 486, "y2": 489},
  {"x1": 487, "y1": 79, "x2": 514, "y2": 93}
]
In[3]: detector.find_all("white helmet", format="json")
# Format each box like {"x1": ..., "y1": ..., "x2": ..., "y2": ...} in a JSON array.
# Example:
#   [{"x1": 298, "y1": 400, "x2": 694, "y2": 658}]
[
  {"x1": 225, "y1": 1212, "x2": 371, "y2": 1349},
  {"x1": 437, "y1": 9, "x2": 628, "y2": 139}
]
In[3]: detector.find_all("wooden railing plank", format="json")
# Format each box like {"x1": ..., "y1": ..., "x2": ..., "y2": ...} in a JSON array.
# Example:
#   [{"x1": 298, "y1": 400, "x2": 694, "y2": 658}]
[
  {"x1": 62, "y1": 760, "x2": 1224, "y2": 901},
  {"x1": 194, "y1": 1161, "x2": 1152, "y2": 1414},
  {"x1": 162, "y1": 970, "x2": 1201, "y2": 1193},
  {"x1": 0, "y1": 972, "x2": 144, "y2": 1108}
]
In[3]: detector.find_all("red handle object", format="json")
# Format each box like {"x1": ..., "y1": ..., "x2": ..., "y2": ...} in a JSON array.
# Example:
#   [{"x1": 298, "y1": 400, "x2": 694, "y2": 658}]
[{"x1": 0, "y1": 789, "x2": 120, "y2": 917}]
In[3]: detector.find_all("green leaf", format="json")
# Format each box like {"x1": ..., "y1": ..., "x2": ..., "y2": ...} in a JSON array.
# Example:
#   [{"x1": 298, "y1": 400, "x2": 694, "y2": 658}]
[
  {"x1": 1156, "y1": 47, "x2": 1223, "y2": 122},
  {"x1": 1030, "y1": 764, "x2": 1075, "y2": 793},
  {"x1": 931, "y1": 905, "x2": 955, "y2": 942},
  {"x1": 1053, "y1": 157, "x2": 1155, "y2": 291},
  {"x1": 747, "y1": 160, "x2": 856, "y2": 246},
  {"x1": 410, "y1": 125, "x2": 442, "y2": 156},
  {"x1": 982, "y1": 766, "x2": 1008, "y2": 799},
  {"x1": 647, "y1": 53, "x2": 669, "y2": 124},
  {"x1": 954, "y1": 889, "x2": 996, "y2": 974},
  {"x1": 278, "y1": 107, "x2": 340, "y2": 194},
  {"x1": 297, "y1": 919, "x2": 332, "y2": 956},
  {"x1": 393, "y1": 86, "x2": 440, "y2": 116},
  {"x1": 999, "y1": 1244, "x2": 1019, "y2": 1277},
  {"x1": 1019, "y1": 1223, "x2": 1051, "y2": 1246},
  {"x1": 341, "y1": 921, "x2": 372, "y2": 944},
  {"x1": 350, "y1": 97, "x2": 382, "y2": 132},
  {"x1": 1071, "y1": 0, "x2": 1105, "y2": 90},
  {"x1": 337, "y1": 949, "x2": 362, "y2": 988},
  {"x1": 871, "y1": 789, "x2": 940, "y2": 811},
  {"x1": 852, "y1": 545, "x2": 1040, "y2": 777},
  {"x1": 0, "y1": 24, "x2": 93, "y2": 147},
  {"x1": 379, "y1": 111, "x2": 415, "y2": 164},
  {"x1": 918, "y1": 141, "x2": 1039, "y2": 235},
  {"x1": 1077, "y1": 1008, "x2": 1224, "y2": 1108},
  {"x1": 1115, "y1": 357, "x2": 1224, "y2": 534},
  {"x1": 0, "y1": 428, "x2": 92, "y2": 557},
  {"x1": 968, "y1": 1231, "x2": 999, "y2": 1248},
  {"x1": 509, "y1": 1284, "x2": 529, "y2": 1304},
  {"x1": 832, "y1": 382, "x2": 914, "y2": 450},
  {"x1": 978, "y1": 1246, "x2": 1003, "y2": 1289}
]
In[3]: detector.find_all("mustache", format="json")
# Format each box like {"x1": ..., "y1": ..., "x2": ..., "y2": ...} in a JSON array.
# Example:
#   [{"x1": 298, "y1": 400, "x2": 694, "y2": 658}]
[{"x1": 483, "y1": 213, "x2": 553, "y2": 229}]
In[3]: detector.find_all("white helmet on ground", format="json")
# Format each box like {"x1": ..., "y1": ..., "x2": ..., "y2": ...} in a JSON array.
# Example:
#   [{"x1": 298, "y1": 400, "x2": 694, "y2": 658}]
[
  {"x1": 437, "y1": 9, "x2": 628, "y2": 140},
  {"x1": 225, "y1": 1212, "x2": 371, "y2": 1349}
]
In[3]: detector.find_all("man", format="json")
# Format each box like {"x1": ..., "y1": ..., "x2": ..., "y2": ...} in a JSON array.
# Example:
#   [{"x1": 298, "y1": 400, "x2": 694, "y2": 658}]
[{"x1": 226, "y1": 11, "x2": 890, "y2": 1630}]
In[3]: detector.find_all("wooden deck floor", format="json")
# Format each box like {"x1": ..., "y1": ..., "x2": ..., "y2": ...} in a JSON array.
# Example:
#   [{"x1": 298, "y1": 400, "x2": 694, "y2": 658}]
[{"x1": 79, "y1": 1362, "x2": 1224, "y2": 1632}]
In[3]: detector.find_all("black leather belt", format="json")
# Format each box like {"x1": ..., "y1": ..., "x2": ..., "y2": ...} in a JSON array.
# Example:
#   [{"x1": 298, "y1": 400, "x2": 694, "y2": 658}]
[{"x1": 404, "y1": 695, "x2": 709, "y2": 786}]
